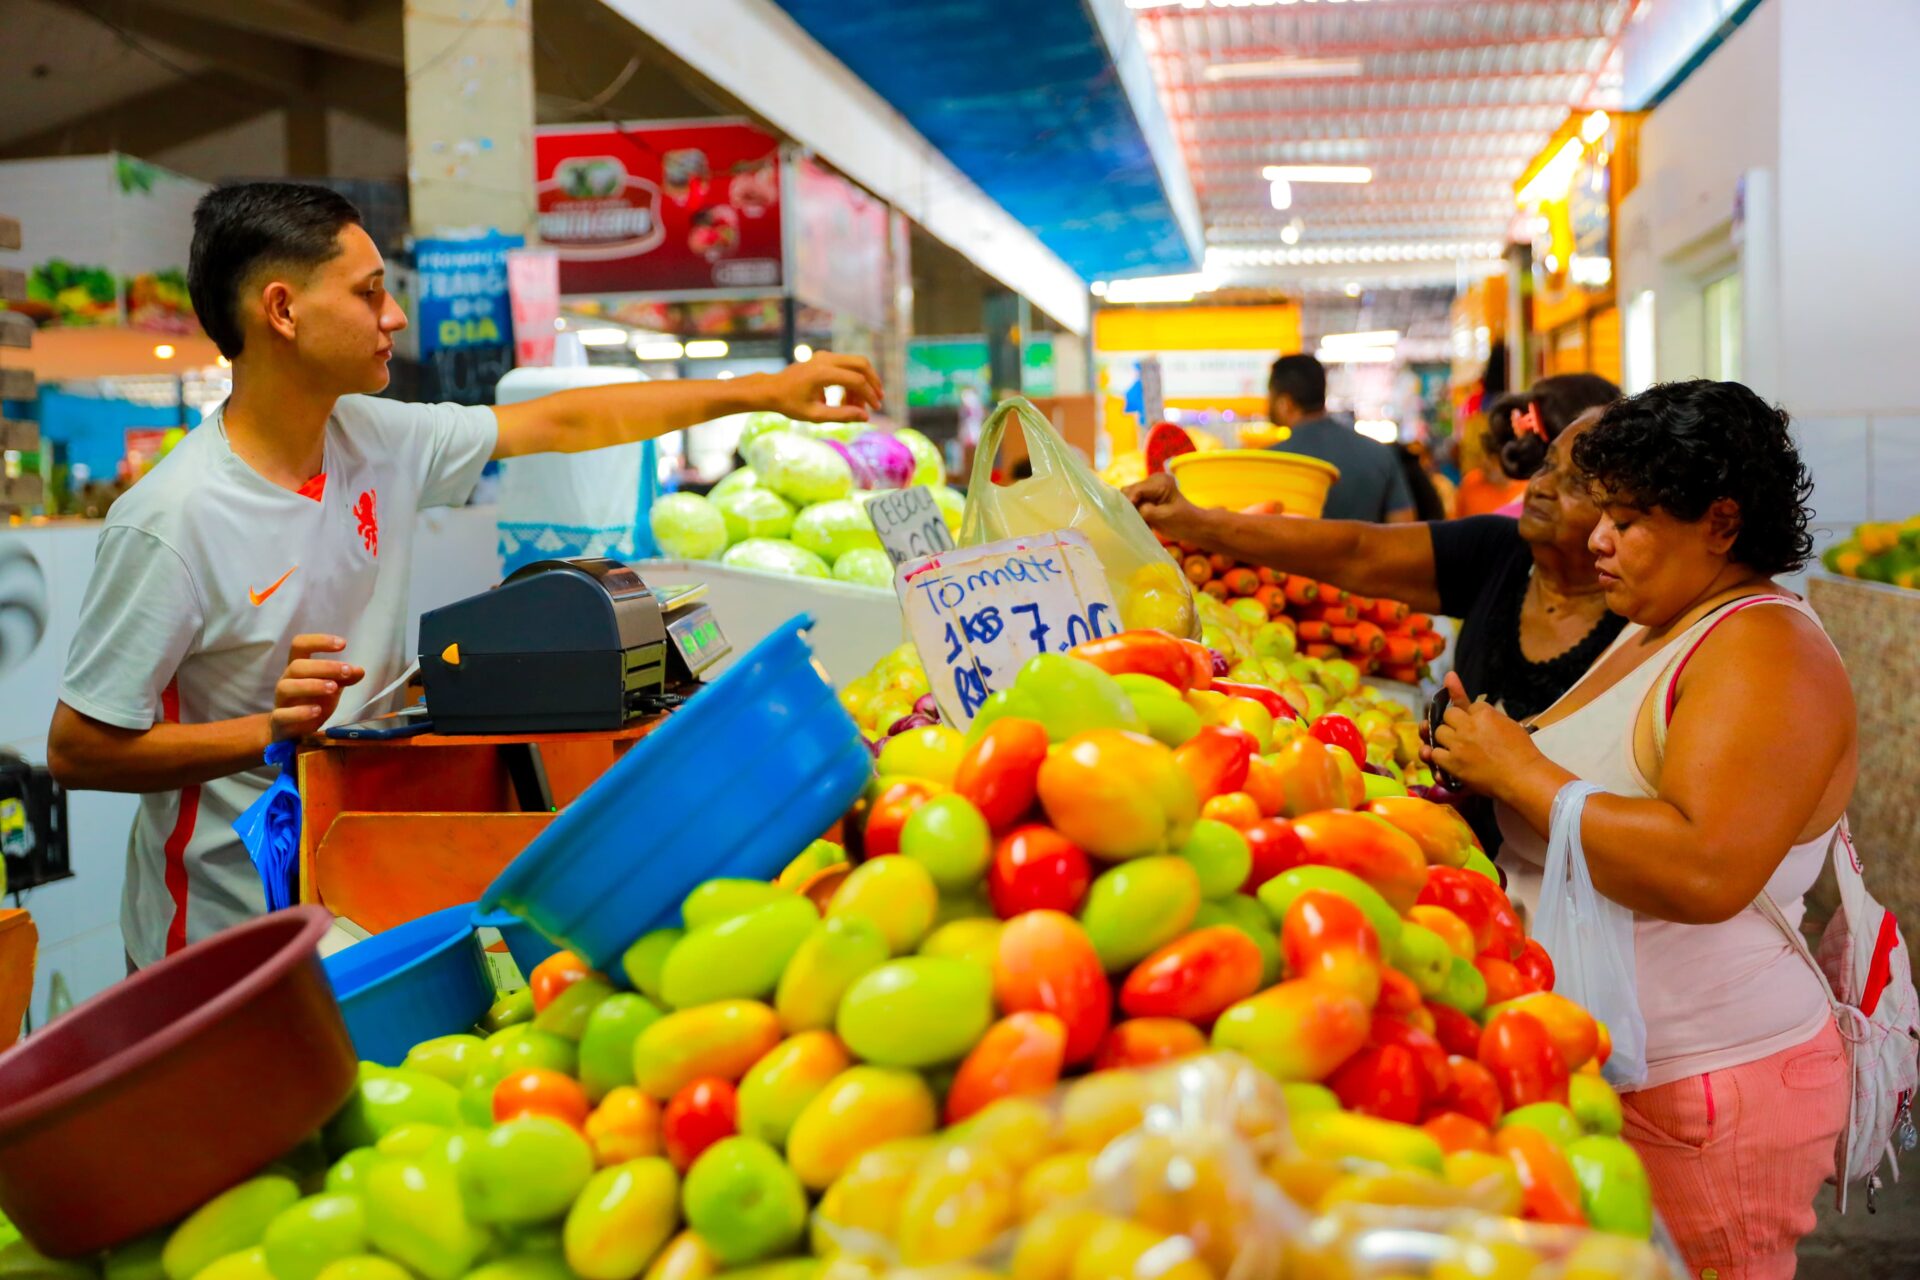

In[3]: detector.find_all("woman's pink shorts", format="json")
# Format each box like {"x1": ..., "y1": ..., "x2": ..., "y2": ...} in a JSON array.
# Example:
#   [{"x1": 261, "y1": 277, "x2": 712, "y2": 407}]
[{"x1": 1622, "y1": 1019, "x2": 1849, "y2": 1280}]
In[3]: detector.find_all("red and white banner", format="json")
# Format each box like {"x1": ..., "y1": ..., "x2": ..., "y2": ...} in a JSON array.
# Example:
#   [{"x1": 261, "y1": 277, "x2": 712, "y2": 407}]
[{"x1": 534, "y1": 120, "x2": 783, "y2": 297}]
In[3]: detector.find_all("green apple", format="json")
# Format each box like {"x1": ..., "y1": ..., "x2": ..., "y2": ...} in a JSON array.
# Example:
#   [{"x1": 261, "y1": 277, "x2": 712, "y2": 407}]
[
  {"x1": 1362, "y1": 771, "x2": 1408, "y2": 800},
  {"x1": 1569, "y1": 1074, "x2": 1625, "y2": 1137},
  {"x1": 1434, "y1": 954, "x2": 1488, "y2": 1016},
  {"x1": 1499, "y1": 1102, "x2": 1582, "y2": 1149},
  {"x1": 578, "y1": 993, "x2": 664, "y2": 1102},
  {"x1": 1253, "y1": 621, "x2": 1297, "y2": 663},
  {"x1": 681, "y1": 880, "x2": 792, "y2": 930},
  {"x1": 1390, "y1": 923, "x2": 1453, "y2": 997},
  {"x1": 619, "y1": 928, "x2": 683, "y2": 1003},
  {"x1": 362, "y1": 1159, "x2": 490, "y2": 1280},
  {"x1": 1227, "y1": 661, "x2": 1265, "y2": 684},
  {"x1": 876, "y1": 725, "x2": 967, "y2": 787},
  {"x1": 964, "y1": 686, "x2": 1046, "y2": 743},
  {"x1": 1462, "y1": 847, "x2": 1500, "y2": 883},
  {"x1": 161, "y1": 1176, "x2": 299, "y2": 1280},
  {"x1": 1567, "y1": 1135, "x2": 1655, "y2": 1238},
  {"x1": 1012, "y1": 653, "x2": 1146, "y2": 742},
  {"x1": 532, "y1": 975, "x2": 615, "y2": 1041},
  {"x1": 900, "y1": 794, "x2": 993, "y2": 892},
  {"x1": 322, "y1": 1150, "x2": 383, "y2": 1197},
  {"x1": 324, "y1": 1066, "x2": 462, "y2": 1154},
  {"x1": 401, "y1": 1036, "x2": 484, "y2": 1088},
  {"x1": 681, "y1": 1138, "x2": 808, "y2": 1266},
  {"x1": 458, "y1": 1117, "x2": 594, "y2": 1225}
]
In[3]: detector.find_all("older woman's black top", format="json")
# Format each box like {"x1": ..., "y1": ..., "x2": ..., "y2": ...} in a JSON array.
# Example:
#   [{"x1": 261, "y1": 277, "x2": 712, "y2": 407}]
[{"x1": 1427, "y1": 516, "x2": 1626, "y2": 722}]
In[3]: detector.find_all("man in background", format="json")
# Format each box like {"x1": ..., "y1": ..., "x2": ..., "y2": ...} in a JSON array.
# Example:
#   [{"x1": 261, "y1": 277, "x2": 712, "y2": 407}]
[{"x1": 1265, "y1": 353, "x2": 1414, "y2": 523}]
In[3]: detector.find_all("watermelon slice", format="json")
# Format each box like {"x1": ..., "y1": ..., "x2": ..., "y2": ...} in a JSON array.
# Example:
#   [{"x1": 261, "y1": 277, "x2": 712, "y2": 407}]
[{"x1": 1144, "y1": 422, "x2": 1197, "y2": 474}]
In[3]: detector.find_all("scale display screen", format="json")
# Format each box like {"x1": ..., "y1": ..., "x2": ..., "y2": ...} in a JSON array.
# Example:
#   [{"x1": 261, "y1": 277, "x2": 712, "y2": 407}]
[{"x1": 666, "y1": 603, "x2": 731, "y2": 675}]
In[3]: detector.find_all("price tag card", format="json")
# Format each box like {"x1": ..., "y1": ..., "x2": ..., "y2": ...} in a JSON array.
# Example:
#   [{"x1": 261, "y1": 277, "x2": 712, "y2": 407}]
[
  {"x1": 867, "y1": 485, "x2": 957, "y2": 567},
  {"x1": 897, "y1": 529, "x2": 1121, "y2": 727}
]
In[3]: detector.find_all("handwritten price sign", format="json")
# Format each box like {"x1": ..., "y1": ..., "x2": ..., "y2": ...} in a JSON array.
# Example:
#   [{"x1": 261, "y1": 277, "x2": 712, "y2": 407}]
[
  {"x1": 897, "y1": 529, "x2": 1121, "y2": 727},
  {"x1": 866, "y1": 486, "x2": 956, "y2": 567}
]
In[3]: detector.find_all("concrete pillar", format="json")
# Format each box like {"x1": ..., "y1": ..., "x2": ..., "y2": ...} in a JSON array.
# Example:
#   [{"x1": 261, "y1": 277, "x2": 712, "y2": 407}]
[{"x1": 403, "y1": 0, "x2": 536, "y2": 240}]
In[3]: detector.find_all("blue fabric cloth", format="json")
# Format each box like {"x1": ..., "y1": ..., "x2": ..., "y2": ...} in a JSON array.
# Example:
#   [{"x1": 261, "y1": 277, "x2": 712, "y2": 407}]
[{"x1": 233, "y1": 739, "x2": 301, "y2": 912}]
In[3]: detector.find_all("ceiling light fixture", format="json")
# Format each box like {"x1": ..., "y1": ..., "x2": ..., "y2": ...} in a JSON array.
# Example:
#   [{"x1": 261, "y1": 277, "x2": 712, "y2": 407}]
[
  {"x1": 1316, "y1": 346, "x2": 1395, "y2": 364},
  {"x1": 1268, "y1": 178, "x2": 1292, "y2": 211},
  {"x1": 685, "y1": 339, "x2": 730, "y2": 358},
  {"x1": 794, "y1": 343, "x2": 815, "y2": 362},
  {"x1": 1280, "y1": 220, "x2": 1302, "y2": 245},
  {"x1": 1355, "y1": 419, "x2": 1399, "y2": 443},
  {"x1": 1581, "y1": 110, "x2": 1612, "y2": 144},
  {"x1": 1203, "y1": 56, "x2": 1365, "y2": 82},
  {"x1": 1261, "y1": 165, "x2": 1373, "y2": 184},
  {"x1": 633, "y1": 340, "x2": 686, "y2": 360},
  {"x1": 1100, "y1": 273, "x2": 1212, "y2": 304},
  {"x1": 1320, "y1": 329, "x2": 1401, "y2": 348},
  {"x1": 153, "y1": 344, "x2": 176, "y2": 359},
  {"x1": 575, "y1": 328, "x2": 630, "y2": 347},
  {"x1": 1516, "y1": 137, "x2": 1585, "y2": 206}
]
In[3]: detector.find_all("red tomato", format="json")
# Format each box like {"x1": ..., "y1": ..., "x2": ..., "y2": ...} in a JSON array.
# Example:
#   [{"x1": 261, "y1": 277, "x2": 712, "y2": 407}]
[
  {"x1": 1173, "y1": 726, "x2": 1255, "y2": 803},
  {"x1": 1417, "y1": 867, "x2": 1521, "y2": 959},
  {"x1": 1434, "y1": 1055, "x2": 1503, "y2": 1128},
  {"x1": 862, "y1": 778, "x2": 944, "y2": 858},
  {"x1": 1094, "y1": 1019, "x2": 1209, "y2": 1071},
  {"x1": 1477, "y1": 1009, "x2": 1570, "y2": 1110},
  {"x1": 992, "y1": 909, "x2": 1111, "y2": 1064},
  {"x1": 528, "y1": 950, "x2": 593, "y2": 1014},
  {"x1": 1328, "y1": 1043, "x2": 1426, "y2": 1124},
  {"x1": 1515, "y1": 937, "x2": 1556, "y2": 992},
  {"x1": 944, "y1": 1011, "x2": 1067, "y2": 1123},
  {"x1": 1376, "y1": 968, "x2": 1424, "y2": 1021},
  {"x1": 953, "y1": 719, "x2": 1049, "y2": 831},
  {"x1": 1307, "y1": 713, "x2": 1367, "y2": 768},
  {"x1": 1474, "y1": 954, "x2": 1533, "y2": 1006},
  {"x1": 1426, "y1": 1002, "x2": 1483, "y2": 1059},
  {"x1": 494, "y1": 1067, "x2": 591, "y2": 1128},
  {"x1": 1422, "y1": 1111, "x2": 1493, "y2": 1155},
  {"x1": 1240, "y1": 818, "x2": 1307, "y2": 893},
  {"x1": 1367, "y1": 1015, "x2": 1448, "y2": 1101},
  {"x1": 1280, "y1": 890, "x2": 1381, "y2": 971},
  {"x1": 988, "y1": 825, "x2": 1092, "y2": 918},
  {"x1": 663, "y1": 1077, "x2": 738, "y2": 1171},
  {"x1": 1494, "y1": 1127, "x2": 1587, "y2": 1225},
  {"x1": 1118, "y1": 926, "x2": 1264, "y2": 1023}
]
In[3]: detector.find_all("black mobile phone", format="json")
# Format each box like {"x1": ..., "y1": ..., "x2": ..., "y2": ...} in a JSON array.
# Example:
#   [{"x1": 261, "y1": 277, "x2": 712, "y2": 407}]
[
  {"x1": 325, "y1": 706, "x2": 434, "y2": 740},
  {"x1": 1425, "y1": 686, "x2": 1464, "y2": 790}
]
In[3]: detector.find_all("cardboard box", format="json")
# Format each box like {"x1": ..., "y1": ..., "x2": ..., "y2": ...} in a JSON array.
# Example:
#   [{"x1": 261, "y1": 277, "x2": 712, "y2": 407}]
[
  {"x1": 0, "y1": 268, "x2": 23, "y2": 302},
  {"x1": 0, "y1": 368, "x2": 30, "y2": 401},
  {"x1": 0, "y1": 217, "x2": 19, "y2": 252},
  {"x1": 0, "y1": 474, "x2": 42, "y2": 505},
  {"x1": 0, "y1": 313, "x2": 29, "y2": 350},
  {"x1": 0, "y1": 418, "x2": 38, "y2": 452}
]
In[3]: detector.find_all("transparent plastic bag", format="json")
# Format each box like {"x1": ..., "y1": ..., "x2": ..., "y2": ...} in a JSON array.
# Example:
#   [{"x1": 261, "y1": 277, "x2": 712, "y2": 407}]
[
  {"x1": 960, "y1": 397, "x2": 1198, "y2": 639},
  {"x1": 1288, "y1": 1205, "x2": 1683, "y2": 1280},
  {"x1": 1534, "y1": 781, "x2": 1649, "y2": 1089}
]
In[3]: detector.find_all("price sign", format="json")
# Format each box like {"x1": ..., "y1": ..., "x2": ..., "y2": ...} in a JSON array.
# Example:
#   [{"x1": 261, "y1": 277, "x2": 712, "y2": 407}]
[
  {"x1": 868, "y1": 486, "x2": 957, "y2": 568},
  {"x1": 897, "y1": 529, "x2": 1121, "y2": 727}
]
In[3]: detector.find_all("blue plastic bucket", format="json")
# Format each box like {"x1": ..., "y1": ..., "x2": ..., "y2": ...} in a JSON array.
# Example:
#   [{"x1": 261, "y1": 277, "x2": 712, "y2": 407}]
[
  {"x1": 323, "y1": 904, "x2": 494, "y2": 1067},
  {"x1": 470, "y1": 907, "x2": 561, "y2": 981},
  {"x1": 478, "y1": 615, "x2": 871, "y2": 971}
]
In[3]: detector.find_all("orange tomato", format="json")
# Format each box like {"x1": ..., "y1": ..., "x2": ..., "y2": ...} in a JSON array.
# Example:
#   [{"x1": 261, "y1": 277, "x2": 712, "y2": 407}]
[
  {"x1": 1094, "y1": 1019, "x2": 1208, "y2": 1071},
  {"x1": 1422, "y1": 1112, "x2": 1493, "y2": 1155},
  {"x1": 993, "y1": 910, "x2": 1111, "y2": 1065},
  {"x1": 953, "y1": 718, "x2": 1050, "y2": 831},
  {"x1": 1118, "y1": 926, "x2": 1264, "y2": 1024},
  {"x1": 529, "y1": 949, "x2": 594, "y2": 1013},
  {"x1": 1199, "y1": 792, "x2": 1262, "y2": 830},
  {"x1": 1494, "y1": 1126, "x2": 1587, "y2": 1225},
  {"x1": 583, "y1": 1085, "x2": 662, "y2": 1165},
  {"x1": 494, "y1": 1066, "x2": 591, "y2": 1128},
  {"x1": 945, "y1": 1011, "x2": 1069, "y2": 1123},
  {"x1": 863, "y1": 778, "x2": 945, "y2": 858},
  {"x1": 1241, "y1": 753, "x2": 1285, "y2": 817}
]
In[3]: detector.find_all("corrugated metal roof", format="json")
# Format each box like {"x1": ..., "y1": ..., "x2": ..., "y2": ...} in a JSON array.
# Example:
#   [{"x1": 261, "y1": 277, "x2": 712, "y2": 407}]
[{"x1": 1135, "y1": 0, "x2": 1636, "y2": 299}]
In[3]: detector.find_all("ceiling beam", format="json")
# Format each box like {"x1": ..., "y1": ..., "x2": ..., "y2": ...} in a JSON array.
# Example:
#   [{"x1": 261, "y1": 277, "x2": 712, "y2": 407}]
[
  {"x1": 119, "y1": 0, "x2": 402, "y2": 66},
  {"x1": 0, "y1": 71, "x2": 280, "y2": 161},
  {"x1": 1149, "y1": 34, "x2": 1609, "y2": 61},
  {"x1": 53, "y1": 0, "x2": 310, "y2": 92}
]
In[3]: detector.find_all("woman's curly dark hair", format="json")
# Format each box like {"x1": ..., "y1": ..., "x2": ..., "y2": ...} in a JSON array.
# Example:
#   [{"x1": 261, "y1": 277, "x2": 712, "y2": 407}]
[
  {"x1": 1572, "y1": 379, "x2": 1815, "y2": 575},
  {"x1": 1499, "y1": 373, "x2": 1620, "y2": 479}
]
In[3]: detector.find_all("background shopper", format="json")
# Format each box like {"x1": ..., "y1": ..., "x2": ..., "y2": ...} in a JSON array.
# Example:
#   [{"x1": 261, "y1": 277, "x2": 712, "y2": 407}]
[{"x1": 1265, "y1": 353, "x2": 1415, "y2": 523}]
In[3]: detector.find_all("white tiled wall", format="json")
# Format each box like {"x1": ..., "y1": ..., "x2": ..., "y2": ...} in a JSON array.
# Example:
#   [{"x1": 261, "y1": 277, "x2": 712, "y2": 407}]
[
  {"x1": 1794, "y1": 416, "x2": 1870, "y2": 525},
  {"x1": 1868, "y1": 415, "x2": 1920, "y2": 522}
]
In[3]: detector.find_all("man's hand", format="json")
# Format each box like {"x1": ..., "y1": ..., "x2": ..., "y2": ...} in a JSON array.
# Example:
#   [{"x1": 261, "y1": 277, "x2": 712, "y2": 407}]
[
  {"x1": 272, "y1": 633, "x2": 365, "y2": 741},
  {"x1": 1125, "y1": 473, "x2": 1210, "y2": 544},
  {"x1": 759, "y1": 353, "x2": 884, "y2": 425}
]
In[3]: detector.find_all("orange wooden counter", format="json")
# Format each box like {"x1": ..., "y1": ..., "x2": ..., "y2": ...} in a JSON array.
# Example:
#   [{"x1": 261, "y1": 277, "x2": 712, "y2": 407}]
[{"x1": 296, "y1": 720, "x2": 662, "y2": 933}]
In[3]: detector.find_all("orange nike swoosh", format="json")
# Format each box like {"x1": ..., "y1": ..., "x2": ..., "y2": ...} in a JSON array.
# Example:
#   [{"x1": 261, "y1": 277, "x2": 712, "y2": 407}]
[{"x1": 248, "y1": 566, "x2": 298, "y2": 607}]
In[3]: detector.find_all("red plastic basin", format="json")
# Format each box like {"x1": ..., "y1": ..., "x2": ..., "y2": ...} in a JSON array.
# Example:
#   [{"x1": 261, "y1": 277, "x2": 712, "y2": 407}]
[{"x1": 0, "y1": 905, "x2": 356, "y2": 1256}]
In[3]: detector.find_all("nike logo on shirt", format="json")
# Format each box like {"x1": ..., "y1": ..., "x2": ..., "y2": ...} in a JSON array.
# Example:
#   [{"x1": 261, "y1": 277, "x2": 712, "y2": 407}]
[{"x1": 248, "y1": 566, "x2": 298, "y2": 606}]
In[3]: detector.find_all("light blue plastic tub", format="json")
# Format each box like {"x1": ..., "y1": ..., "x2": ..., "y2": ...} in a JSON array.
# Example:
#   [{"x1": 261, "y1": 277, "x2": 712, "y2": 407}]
[
  {"x1": 322, "y1": 904, "x2": 493, "y2": 1066},
  {"x1": 478, "y1": 615, "x2": 871, "y2": 971}
]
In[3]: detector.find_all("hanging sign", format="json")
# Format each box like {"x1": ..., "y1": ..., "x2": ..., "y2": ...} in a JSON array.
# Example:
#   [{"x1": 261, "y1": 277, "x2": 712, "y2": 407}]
[
  {"x1": 897, "y1": 530, "x2": 1121, "y2": 727},
  {"x1": 866, "y1": 486, "x2": 955, "y2": 568}
]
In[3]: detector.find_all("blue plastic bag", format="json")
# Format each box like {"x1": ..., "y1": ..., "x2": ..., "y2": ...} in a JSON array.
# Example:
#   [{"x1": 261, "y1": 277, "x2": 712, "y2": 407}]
[{"x1": 233, "y1": 739, "x2": 302, "y2": 912}]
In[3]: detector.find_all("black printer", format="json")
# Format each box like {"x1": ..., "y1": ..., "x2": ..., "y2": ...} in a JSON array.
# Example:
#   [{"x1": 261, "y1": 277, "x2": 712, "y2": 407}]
[{"x1": 418, "y1": 558, "x2": 728, "y2": 734}]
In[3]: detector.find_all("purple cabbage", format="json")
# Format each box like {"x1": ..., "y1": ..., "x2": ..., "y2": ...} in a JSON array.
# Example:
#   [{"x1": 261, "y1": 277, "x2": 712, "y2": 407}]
[
  {"x1": 912, "y1": 694, "x2": 940, "y2": 721},
  {"x1": 1208, "y1": 649, "x2": 1231, "y2": 678},
  {"x1": 848, "y1": 432, "x2": 916, "y2": 490},
  {"x1": 822, "y1": 438, "x2": 877, "y2": 489},
  {"x1": 886, "y1": 711, "x2": 939, "y2": 736}
]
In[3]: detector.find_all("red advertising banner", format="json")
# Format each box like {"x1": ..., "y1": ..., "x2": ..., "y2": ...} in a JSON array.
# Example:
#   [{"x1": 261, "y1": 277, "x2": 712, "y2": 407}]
[{"x1": 534, "y1": 120, "x2": 783, "y2": 297}]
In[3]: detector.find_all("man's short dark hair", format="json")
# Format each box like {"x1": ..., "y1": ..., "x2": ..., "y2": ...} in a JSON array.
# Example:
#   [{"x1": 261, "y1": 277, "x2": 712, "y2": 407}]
[
  {"x1": 1268, "y1": 353, "x2": 1328, "y2": 414},
  {"x1": 188, "y1": 182, "x2": 364, "y2": 358}
]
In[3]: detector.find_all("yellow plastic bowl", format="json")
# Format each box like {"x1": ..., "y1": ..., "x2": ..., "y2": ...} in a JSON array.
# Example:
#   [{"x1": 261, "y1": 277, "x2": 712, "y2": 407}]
[{"x1": 1165, "y1": 449, "x2": 1340, "y2": 517}]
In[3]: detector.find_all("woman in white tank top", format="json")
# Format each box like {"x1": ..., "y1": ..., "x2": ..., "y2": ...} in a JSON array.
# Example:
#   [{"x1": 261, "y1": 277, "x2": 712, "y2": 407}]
[{"x1": 1431, "y1": 381, "x2": 1854, "y2": 1280}]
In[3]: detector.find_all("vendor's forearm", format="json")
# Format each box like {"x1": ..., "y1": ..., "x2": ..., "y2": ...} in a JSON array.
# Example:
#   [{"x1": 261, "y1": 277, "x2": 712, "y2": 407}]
[
  {"x1": 47, "y1": 702, "x2": 273, "y2": 793},
  {"x1": 493, "y1": 377, "x2": 779, "y2": 458},
  {"x1": 1186, "y1": 507, "x2": 1443, "y2": 613}
]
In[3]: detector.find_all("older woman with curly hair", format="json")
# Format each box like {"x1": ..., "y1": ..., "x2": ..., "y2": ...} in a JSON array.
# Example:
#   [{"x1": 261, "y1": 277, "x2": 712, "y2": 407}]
[{"x1": 1431, "y1": 380, "x2": 1854, "y2": 1279}]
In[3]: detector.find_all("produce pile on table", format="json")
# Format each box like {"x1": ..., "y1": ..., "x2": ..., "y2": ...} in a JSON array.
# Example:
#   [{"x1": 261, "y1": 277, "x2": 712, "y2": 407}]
[
  {"x1": 8, "y1": 632, "x2": 1678, "y2": 1280},
  {"x1": 843, "y1": 608, "x2": 1432, "y2": 784},
  {"x1": 1164, "y1": 534, "x2": 1447, "y2": 687},
  {"x1": 1821, "y1": 515, "x2": 1920, "y2": 589},
  {"x1": 648, "y1": 415, "x2": 964, "y2": 587}
]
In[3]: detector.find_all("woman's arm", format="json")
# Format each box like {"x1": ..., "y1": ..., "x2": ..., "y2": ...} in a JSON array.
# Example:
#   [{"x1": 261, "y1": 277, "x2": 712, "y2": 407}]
[
  {"x1": 1126, "y1": 473, "x2": 1442, "y2": 611},
  {"x1": 1432, "y1": 608, "x2": 1855, "y2": 924}
]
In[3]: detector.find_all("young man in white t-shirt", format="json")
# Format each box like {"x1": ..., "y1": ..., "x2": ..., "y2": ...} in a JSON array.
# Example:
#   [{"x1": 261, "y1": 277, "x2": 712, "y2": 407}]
[{"x1": 47, "y1": 182, "x2": 884, "y2": 968}]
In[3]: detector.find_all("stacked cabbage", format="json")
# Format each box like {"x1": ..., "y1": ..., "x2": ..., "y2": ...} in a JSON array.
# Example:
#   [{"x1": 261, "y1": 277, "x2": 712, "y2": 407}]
[{"x1": 649, "y1": 414, "x2": 965, "y2": 587}]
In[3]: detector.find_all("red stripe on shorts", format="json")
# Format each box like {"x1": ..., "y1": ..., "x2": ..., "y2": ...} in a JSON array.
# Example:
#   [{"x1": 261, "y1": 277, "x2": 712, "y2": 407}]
[{"x1": 160, "y1": 681, "x2": 200, "y2": 955}]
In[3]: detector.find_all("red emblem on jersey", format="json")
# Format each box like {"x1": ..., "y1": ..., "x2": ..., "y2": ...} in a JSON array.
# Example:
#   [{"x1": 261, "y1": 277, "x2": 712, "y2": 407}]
[{"x1": 354, "y1": 488, "x2": 379, "y2": 556}]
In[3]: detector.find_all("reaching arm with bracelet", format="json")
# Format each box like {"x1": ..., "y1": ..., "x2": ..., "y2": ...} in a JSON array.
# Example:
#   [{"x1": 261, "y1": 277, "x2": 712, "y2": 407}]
[{"x1": 1125, "y1": 472, "x2": 1443, "y2": 613}]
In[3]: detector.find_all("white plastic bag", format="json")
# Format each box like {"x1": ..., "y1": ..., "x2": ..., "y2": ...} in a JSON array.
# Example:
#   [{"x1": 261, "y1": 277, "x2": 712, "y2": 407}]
[{"x1": 1534, "y1": 780, "x2": 1649, "y2": 1088}]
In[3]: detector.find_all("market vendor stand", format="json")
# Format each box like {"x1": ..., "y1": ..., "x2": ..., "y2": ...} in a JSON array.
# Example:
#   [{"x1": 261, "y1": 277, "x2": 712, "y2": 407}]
[{"x1": 296, "y1": 720, "x2": 661, "y2": 933}]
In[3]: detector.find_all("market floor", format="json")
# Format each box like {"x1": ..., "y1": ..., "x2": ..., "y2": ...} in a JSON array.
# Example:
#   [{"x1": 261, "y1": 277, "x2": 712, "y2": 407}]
[{"x1": 1798, "y1": 1175, "x2": 1920, "y2": 1277}]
